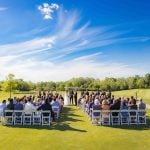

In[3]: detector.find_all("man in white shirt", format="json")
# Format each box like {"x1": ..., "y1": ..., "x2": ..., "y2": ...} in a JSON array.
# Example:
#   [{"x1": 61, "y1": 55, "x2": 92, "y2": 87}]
[{"x1": 24, "y1": 98, "x2": 36, "y2": 115}]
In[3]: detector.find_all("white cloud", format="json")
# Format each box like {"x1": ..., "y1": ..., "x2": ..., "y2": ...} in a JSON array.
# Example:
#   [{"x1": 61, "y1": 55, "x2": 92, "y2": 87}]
[
  {"x1": 0, "y1": 7, "x2": 149, "y2": 82},
  {"x1": 14, "y1": 27, "x2": 49, "y2": 38},
  {"x1": 0, "y1": 7, "x2": 7, "y2": 11},
  {"x1": 0, "y1": 53, "x2": 145, "y2": 82},
  {"x1": 38, "y1": 3, "x2": 59, "y2": 20}
]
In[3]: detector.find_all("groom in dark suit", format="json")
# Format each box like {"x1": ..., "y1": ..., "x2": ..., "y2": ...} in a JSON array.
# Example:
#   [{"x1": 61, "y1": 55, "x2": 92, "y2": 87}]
[
  {"x1": 69, "y1": 90, "x2": 74, "y2": 105},
  {"x1": 74, "y1": 91, "x2": 78, "y2": 106}
]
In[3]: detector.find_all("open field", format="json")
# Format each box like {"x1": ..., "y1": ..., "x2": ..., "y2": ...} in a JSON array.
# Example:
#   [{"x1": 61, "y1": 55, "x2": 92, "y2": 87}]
[
  {"x1": 0, "y1": 106, "x2": 150, "y2": 150},
  {"x1": 112, "y1": 89, "x2": 150, "y2": 104},
  {"x1": 0, "y1": 91, "x2": 37, "y2": 101}
]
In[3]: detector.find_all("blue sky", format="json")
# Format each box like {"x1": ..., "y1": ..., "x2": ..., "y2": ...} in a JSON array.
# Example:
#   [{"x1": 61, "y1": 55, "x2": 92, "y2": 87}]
[{"x1": 0, "y1": 0, "x2": 150, "y2": 81}]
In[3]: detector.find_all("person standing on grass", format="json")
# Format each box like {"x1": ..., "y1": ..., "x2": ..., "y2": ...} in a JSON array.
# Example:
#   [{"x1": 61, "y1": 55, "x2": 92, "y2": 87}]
[
  {"x1": 69, "y1": 90, "x2": 74, "y2": 105},
  {"x1": 74, "y1": 91, "x2": 78, "y2": 106}
]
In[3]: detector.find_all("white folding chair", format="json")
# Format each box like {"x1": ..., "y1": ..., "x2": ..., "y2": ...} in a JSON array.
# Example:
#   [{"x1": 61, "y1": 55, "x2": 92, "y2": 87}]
[
  {"x1": 138, "y1": 109, "x2": 146, "y2": 125},
  {"x1": 14, "y1": 110, "x2": 23, "y2": 125},
  {"x1": 129, "y1": 110, "x2": 138, "y2": 125},
  {"x1": 111, "y1": 110, "x2": 120, "y2": 125},
  {"x1": 23, "y1": 112, "x2": 32, "y2": 125},
  {"x1": 101, "y1": 110, "x2": 111, "y2": 126},
  {"x1": 81, "y1": 102, "x2": 86, "y2": 112},
  {"x1": 84, "y1": 104, "x2": 89, "y2": 115},
  {"x1": 89, "y1": 108, "x2": 93, "y2": 121},
  {"x1": 120, "y1": 110, "x2": 129, "y2": 125},
  {"x1": 52, "y1": 106, "x2": 60, "y2": 120},
  {"x1": 0, "y1": 108, "x2": 4, "y2": 124},
  {"x1": 92, "y1": 109, "x2": 101, "y2": 125},
  {"x1": 41, "y1": 110, "x2": 51, "y2": 126},
  {"x1": 4, "y1": 110, "x2": 14, "y2": 125},
  {"x1": 32, "y1": 111, "x2": 41, "y2": 125}
]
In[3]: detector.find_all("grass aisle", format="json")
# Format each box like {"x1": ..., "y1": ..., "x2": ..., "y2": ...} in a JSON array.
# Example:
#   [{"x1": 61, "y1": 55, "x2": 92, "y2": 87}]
[{"x1": 0, "y1": 106, "x2": 150, "y2": 150}]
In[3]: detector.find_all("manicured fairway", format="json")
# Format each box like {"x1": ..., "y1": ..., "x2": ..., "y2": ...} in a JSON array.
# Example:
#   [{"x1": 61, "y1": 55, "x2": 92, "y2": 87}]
[{"x1": 0, "y1": 106, "x2": 150, "y2": 150}]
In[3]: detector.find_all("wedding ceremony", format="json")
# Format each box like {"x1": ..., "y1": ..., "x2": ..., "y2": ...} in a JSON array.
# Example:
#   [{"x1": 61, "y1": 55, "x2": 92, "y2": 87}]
[{"x1": 0, "y1": 0, "x2": 150, "y2": 150}]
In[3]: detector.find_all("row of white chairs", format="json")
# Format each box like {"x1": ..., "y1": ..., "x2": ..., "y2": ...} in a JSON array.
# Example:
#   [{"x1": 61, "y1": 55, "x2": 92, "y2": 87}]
[
  {"x1": 2, "y1": 110, "x2": 51, "y2": 126},
  {"x1": 90, "y1": 109, "x2": 146, "y2": 125},
  {"x1": 0, "y1": 107, "x2": 60, "y2": 126},
  {"x1": 79, "y1": 103, "x2": 147, "y2": 125}
]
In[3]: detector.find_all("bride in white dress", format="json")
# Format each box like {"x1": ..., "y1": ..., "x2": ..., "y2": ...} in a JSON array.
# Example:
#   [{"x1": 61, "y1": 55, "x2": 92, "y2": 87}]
[{"x1": 64, "y1": 90, "x2": 70, "y2": 106}]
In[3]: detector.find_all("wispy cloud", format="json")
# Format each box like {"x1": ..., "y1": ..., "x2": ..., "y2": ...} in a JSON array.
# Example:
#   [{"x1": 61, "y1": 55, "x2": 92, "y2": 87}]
[
  {"x1": 14, "y1": 27, "x2": 49, "y2": 38},
  {"x1": 0, "y1": 6, "x2": 149, "y2": 81},
  {"x1": 0, "y1": 7, "x2": 8, "y2": 11},
  {"x1": 73, "y1": 52, "x2": 102, "y2": 61},
  {"x1": 38, "y1": 3, "x2": 59, "y2": 20},
  {"x1": 0, "y1": 53, "x2": 144, "y2": 82}
]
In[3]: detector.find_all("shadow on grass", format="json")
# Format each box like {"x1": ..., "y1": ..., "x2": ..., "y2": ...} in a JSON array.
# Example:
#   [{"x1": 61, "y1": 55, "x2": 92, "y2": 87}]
[
  {"x1": 103, "y1": 110, "x2": 150, "y2": 130},
  {"x1": 98, "y1": 116, "x2": 150, "y2": 131},
  {"x1": 5, "y1": 107, "x2": 87, "y2": 133}
]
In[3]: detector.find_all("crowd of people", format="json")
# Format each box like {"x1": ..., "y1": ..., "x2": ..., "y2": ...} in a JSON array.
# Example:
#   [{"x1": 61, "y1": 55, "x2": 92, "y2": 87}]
[
  {"x1": 0, "y1": 90, "x2": 147, "y2": 125},
  {"x1": 0, "y1": 91, "x2": 64, "y2": 122},
  {"x1": 78, "y1": 90, "x2": 146, "y2": 125}
]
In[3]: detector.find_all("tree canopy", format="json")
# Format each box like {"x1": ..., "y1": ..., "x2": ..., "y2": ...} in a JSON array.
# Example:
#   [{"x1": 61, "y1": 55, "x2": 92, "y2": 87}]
[{"x1": 0, "y1": 73, "x2": 150, "y2": 91}]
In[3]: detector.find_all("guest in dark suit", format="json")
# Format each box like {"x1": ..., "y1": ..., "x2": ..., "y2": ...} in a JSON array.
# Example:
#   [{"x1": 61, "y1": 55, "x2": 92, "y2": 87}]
[
  {"x1": 14, "y1": 99, "x2": 24, "y2": 116},
  {"x1": 110, "y1": 100, "x2": 120, "y2": 116},
  {"x1": 6, "y1": 99, "x2": 14, "y2": 116},
  {"x1": 37, "y1": 99, "x2": 55, "y2": 121}
]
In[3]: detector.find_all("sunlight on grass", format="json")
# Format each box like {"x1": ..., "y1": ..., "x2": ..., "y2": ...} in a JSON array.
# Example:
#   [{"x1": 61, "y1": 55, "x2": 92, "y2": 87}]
[{"x1": 0, "y1": 106, "x2": 150, "y2": 150}]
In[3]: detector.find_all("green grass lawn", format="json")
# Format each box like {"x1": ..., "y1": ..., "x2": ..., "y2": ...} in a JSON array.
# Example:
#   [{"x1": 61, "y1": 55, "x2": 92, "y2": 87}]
[
  {"x1": 0, "y1": 90, "x2": 149, "y2": 150},
  {"x1": 112, "y1": 89, "x2": 150, "y2": 104},
  {"x1": 0, "y1": 91, "x2": 37, "y2": 101},
  {"x1": 0, "y1": 106, "x2": 150, "y2": 150}
]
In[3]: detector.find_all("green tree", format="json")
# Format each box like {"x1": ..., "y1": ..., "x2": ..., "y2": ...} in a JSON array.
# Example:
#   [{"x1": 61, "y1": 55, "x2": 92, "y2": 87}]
[
  {"x1": 127, "y1": 77, "x2": 137, "y2": 89},
  {"x1": 2, "y1": 74, "x2": 16, "y2": 98},
  {"x1": 136, "y1": 78, "x2": 145, "y2": 88},
  {"x1": 144, "y1": 73, "x2": 150, "y2": 88}
]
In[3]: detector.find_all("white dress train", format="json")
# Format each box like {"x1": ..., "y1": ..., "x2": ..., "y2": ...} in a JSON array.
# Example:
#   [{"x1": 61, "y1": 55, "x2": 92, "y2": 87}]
[{"x1": 64, "y1": 92, "x2": 70, "y2": 106}]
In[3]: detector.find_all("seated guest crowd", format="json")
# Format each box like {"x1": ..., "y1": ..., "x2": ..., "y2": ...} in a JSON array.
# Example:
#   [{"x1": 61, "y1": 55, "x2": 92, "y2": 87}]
[
  {"x1": 79, "y1": 90, "x2": 146, "y2": 124},
  {"x1": 0, "y1": 91, "x2": 64, "y2": 122}
]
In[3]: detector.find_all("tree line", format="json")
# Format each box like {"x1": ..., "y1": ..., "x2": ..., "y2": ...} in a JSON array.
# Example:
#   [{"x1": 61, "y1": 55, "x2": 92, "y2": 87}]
[{"x1": 0, "y1": 73, "x2": 150, "y2": 92}]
